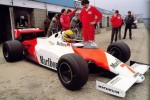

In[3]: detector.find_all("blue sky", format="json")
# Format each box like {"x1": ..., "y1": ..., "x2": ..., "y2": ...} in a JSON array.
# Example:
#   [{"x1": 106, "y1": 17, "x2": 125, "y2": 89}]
[{"x1": 89, "y1": 0, "x2": 149, "y2": 18}]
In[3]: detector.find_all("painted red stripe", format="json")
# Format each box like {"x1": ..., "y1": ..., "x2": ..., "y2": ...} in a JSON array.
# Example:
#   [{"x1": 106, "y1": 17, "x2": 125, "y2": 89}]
[{"x1": 23, "y1": 39, "x2": 39, "y2": 63}]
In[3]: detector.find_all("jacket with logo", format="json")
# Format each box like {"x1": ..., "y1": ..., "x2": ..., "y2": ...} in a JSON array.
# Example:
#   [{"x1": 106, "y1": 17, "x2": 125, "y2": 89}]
[
  {"x1": 110, "y1": 14, "x2": 122, "y2": 28},
  {"x1": 60, "y1": 9, "x2": 77, "y2": 30},
  {"x1": 79, "y1": 6, "x2": 102, "y2": 28}
]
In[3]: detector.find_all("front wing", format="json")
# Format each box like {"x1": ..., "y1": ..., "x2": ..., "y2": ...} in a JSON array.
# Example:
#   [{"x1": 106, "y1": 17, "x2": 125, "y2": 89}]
[{"x1": 96, "y1": 62, "x2": 149, "y2": 98}]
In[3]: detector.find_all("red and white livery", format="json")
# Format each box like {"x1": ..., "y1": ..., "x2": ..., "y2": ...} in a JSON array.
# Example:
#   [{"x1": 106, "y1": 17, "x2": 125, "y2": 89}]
[{"x1": 2, "y1": 29, "x2": 149, "y2": 98}]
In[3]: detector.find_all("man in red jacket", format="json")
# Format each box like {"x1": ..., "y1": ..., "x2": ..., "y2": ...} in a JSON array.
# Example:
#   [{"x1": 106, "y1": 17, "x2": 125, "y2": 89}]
[
  {"x1": 60, "y1": 9, "x2": 77, "y2": 30},
  {"x1": 79, "y1": 0, "x2": 102, "y2": 47},
  {"x1": 110, "y1": 10, "x2": 122, "y2": 43}
]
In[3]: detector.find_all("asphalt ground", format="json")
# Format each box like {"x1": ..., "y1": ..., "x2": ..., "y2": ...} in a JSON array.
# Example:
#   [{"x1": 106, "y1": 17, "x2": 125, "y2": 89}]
[{"x1": 0, "y1": 23, "x2": 149, "y2": 100}]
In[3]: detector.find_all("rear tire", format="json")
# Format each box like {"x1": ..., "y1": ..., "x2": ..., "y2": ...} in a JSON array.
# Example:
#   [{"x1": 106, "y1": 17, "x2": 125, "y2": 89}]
[
  {"x1": 57, "y1": 53, "x2": 89, "y2": 90},
  {"x1": 107, "y1": 41, "x2": 131, "y2": 63},
  {"x1": 3, "y1": 40, "x2": 23, "y2": 62}
]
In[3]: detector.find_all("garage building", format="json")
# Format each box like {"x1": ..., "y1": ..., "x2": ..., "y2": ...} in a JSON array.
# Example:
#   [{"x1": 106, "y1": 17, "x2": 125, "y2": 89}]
[{"x1": 0, "y1": 0, "x2": 113, "y2": 44}]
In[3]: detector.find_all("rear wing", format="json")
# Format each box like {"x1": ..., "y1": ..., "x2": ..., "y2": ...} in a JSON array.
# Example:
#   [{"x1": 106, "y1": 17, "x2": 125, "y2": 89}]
[
  {"x1": 96, "y1": 62, "x2": 149, "y2": 98},
  {"x1": 14, "y1": 28, "x2": 44, "y2": 41}
]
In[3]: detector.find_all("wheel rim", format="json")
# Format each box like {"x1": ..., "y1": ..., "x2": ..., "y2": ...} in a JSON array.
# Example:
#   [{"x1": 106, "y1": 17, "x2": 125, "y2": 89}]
[
  {"x1": 59, "y1": 62, "x2": 73, "y2": 83},
  {"x1": 3, "y1": 46, "x2": 9, "y2": 58},
  {"x1": 108, "y1": 46, "x2": 122, "y2": 59}
]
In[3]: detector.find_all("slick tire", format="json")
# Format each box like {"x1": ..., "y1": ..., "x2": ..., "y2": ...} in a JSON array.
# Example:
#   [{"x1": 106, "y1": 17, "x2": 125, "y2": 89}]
[
  {"x1": 107, "y1": 41, "x2": 131, "y2": 63},
  {"x1": 57, "y1": 53, "x2": 89, "y2": 90},
  {"x1": 3, "y1": 40, "x2": 23, "y2": 62}
]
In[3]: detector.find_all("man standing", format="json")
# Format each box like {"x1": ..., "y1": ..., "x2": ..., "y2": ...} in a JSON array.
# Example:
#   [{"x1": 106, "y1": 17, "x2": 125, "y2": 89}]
[
  {"x1": 60, "y1": 9, "x2": 77, "y2": 31},
  {"x1": 44, "y1": 16, "x2": 50, "y2": 36},
  {"x1": 123, "y1": 11, "x2": 134, "y2": 39},
  {"x1": 70, "y1": 13, "x2": 79, "y2": 29},
  {"x1": 47, "y1": 14, "x2": 59, "y2": 37},
  {"x1": 79, "y1": 0, "x2": 102, "y2": 47},
  {"x1": 110, "y1": 10, "x2": 122, "y2": 43}
]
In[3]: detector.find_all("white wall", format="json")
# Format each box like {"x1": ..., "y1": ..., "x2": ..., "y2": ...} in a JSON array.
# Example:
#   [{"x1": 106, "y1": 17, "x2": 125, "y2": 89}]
[
  {"x1": 102, "y1": 16, "x2": 106, "y2": 27},
  {"x1": 13, "y1": 0, "x2": 46, "y2": 9},
  {"x1": 46, "y1": 4, "x2": 73, "y2": 13},
  {"x1": 0, "y1": 0, "x2": 12, "y2": 6},
  {"x1": 102, "y1": 14, "x2": 112, "y2": 27}
]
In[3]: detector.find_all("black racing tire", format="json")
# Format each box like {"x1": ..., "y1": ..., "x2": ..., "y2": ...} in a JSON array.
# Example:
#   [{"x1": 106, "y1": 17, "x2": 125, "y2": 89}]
[
  {"x1": 107, "y1": 41, "x2": 131, "y2": 63},
  {"x1": 3, "y1": 40, "x2": 23, "y2": 62},
  {"x1": 57, "y1": 53, "x2": 89, "y2": 90}
]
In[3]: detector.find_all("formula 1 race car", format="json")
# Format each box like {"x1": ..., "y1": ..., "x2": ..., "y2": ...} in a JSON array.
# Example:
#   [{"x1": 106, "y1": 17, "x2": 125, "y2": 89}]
[{"x1": 2, "y1": 29, "x2": 149, "y2": 98}]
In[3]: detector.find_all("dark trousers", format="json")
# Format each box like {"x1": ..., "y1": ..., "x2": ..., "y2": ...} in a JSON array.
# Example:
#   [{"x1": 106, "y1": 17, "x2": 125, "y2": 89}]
[
  {"x1": 123, "y1": 25, "x2": 132, "y2": 39},
  {"x1": 111, "y1": 27, "x2": 119, "y2": 43},
  {"x1": 118, "y1": 26, "x2": 121, "y2": 40},
  {"x1": 45, "y1": 27, "x2": 49, "y2": 36}
]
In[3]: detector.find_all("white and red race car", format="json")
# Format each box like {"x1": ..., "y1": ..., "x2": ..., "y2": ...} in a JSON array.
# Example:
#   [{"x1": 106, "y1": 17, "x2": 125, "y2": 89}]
[{"x1": 2, "y1": 28, "x2": 149, "y2": 98}]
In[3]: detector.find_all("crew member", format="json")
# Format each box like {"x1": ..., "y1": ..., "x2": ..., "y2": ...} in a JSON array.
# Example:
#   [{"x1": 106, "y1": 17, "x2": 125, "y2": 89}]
[
  {"x1": 79, "y1": 0, "x2": 102, "y2": 46},
  {"x1": 60, "y1": 9, "x2": 77, "y2": 30},
  {"x1": 110, "y1": 10, "x2": 122, "y2": 43},
  {"x1": 123, "y1": 11, "x2": 134, "y2": 39}
]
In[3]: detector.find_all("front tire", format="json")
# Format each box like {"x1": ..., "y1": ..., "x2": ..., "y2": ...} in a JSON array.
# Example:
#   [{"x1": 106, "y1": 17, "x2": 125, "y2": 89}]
[
  {"x1": 3, "y1": 40, "x2": 23, "y2": 62},
  {"x1": 107, "y1": 41, "x2": 131, "y2": 63},
  {"x1": 57, "y1": 53, "x2": 89, "y2": 90}
]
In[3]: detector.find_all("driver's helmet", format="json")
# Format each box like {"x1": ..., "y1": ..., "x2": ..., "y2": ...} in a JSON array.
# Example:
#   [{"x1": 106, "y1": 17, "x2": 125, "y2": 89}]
[{"x1": 63, "y1": 30, "x2": 75, "y2": 42}]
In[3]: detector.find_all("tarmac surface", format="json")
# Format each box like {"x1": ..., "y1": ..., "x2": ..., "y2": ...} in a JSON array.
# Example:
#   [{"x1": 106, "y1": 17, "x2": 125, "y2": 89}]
[{"x1": 0, "y1": 23, "x2": 149, "y2": 100}]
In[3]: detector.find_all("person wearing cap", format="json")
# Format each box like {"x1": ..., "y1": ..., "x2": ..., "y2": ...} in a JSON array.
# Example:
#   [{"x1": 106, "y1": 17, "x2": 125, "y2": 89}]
[
  {"x1": 79, "y1": 0, "x2": 102, "y2": 47},
  {"x1": 60, "y1": 9, "x2": 77, "y2": 31},
  {"x1": 110, "y1": 10, "x2": 122, "y2": 43},
  {"x1": 123, "y1": 11, "x2": 134, "y2": 39}
]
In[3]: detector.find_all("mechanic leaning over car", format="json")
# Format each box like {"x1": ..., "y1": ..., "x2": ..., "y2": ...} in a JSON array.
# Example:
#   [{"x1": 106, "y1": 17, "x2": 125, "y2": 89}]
[
  {"x1": 110, "y1": 10, "x2": 122, "y2": 43},
  {"x1": 60, "y1": 9, "x2": 77, "y2": 31},
  {"x1": 79, "y1": 0, "x2": 102, "y2": 46},
  {"x1": 123, "y1": 11, "x2": 134, "y2": 40}
]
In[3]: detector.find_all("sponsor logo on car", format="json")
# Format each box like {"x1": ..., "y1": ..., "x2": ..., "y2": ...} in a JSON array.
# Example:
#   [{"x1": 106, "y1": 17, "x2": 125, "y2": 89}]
[
  {"x1": 98, "y1": 85, "x2": 120, "y2": 94},
  {"x1": 40, "y1": 56, "x2": 57, "y2": 69},
  {"x1": 57, "y1": 41, "x2": 70, "y2": 47},
  {"x1": 109, "y1": 77, "x2": 121, "y2": 85},
  {"x1": 110, "y1": 59, "x2": 121, "y2": 69},
  {"x1": 57, "y1": 41, "x2": 67, "y2": 47},
  {"x1": 133, "y1": 72, "x2": 144, "y2": 79}
]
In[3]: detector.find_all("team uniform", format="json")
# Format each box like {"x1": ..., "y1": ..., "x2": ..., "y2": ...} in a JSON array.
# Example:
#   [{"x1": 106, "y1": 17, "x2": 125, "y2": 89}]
[
  {"x1": 110, "y1": 14, "x2": 122, "y2": 43},
  {"x1": 79, "y1": 6, "x2": 102, "y2": 41},
  {"x1": 60, "y1": 10, "x2": 77, "y2": 30}
]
